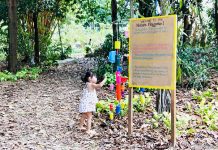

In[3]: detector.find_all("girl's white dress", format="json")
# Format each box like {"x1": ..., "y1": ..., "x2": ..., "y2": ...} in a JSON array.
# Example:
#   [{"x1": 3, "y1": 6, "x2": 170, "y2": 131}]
[{"x1": 79, "y1": 83, "x2": 98, "y2": 113}]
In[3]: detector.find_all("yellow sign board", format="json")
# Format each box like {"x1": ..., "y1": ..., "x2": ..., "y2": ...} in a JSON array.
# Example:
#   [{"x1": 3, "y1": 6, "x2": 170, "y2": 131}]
[{"x1": 129, "y1": 15, "x2": 177, "y2": 89}]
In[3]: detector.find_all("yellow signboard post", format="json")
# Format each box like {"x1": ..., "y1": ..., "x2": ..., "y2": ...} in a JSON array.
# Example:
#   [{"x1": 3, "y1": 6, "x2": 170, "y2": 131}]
[{"x1": 128, "y1": 15, "x2": 177, "y2": 147}]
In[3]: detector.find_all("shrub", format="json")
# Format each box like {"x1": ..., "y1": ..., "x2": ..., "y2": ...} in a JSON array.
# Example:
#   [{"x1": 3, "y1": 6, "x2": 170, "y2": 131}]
[
  {"x1": 177, "y1": 46, "x2": 218, "y2": 89},
  {"x1": 0, "y1": 67, "x2": 42, "y2": 82}
]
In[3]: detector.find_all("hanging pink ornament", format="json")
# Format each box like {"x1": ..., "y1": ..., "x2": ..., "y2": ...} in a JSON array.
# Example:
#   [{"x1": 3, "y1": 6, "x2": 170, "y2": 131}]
[
  {"x1": 116, "y1": 71, "x2": 121, "y2": 84},
  {"x1": 109, "y1": 84, "x2": 114, "y2": 91},
  {"x1": 124, "y1": 31, "x2": 129, "y2": 38}
]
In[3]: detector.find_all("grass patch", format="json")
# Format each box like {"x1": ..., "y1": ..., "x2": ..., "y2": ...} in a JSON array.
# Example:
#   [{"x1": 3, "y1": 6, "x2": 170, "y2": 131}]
[{"x1": 0, "y1": 67, "x2": 42, "y2": 82}]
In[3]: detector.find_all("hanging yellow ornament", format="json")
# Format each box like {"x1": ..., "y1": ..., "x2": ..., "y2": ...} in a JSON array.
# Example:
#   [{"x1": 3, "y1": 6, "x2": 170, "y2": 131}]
[
  {"x1": 115, "y1": 41, "x2": 121, "y2": 49},
  {"x1": 121, "y1": 101, "x2": 125, "y2": 109},
  {"x1": 109, "y1": 112, "x2": 114, "y2": 120}
]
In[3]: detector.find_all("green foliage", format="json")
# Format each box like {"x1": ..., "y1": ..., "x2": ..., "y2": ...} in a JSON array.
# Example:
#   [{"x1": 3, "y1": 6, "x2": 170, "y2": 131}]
[
  {"x1": 40, "y1": 42, "x2": 72, "y2": 66},
  {"x1": 0, "y1": 1, "x2": 8, "y2": 23},
  {"x1": 96, "y1": 93, "x2": 152, "y2": 117},
  {"x1": 0, "y1": 52, "x2": 6, "y2": 62},
  {"x1": 192, "y1": 89, "x2": 218, "y2": 131},
  {"x1": 105, "y1": 72, "x2": 115, "y2": 85},
  {"x1": 17, "y1": 0, "x2": 74, "y2": 19},
  {"x1": 92, "y1": 33, "x2": 128, "y2": 79},
  {"x1": 185, "y1": 102, "x2": 192, "y2": 113},
  {"x1": 93, "y1": 33, "x2": 128, "y2": 58},
  {"x1": 0, "y1": 0, "x2": 75, "y2": 67},
  {"x1": 132, "y1": 94, "x2": 152, "y2": 112},
  {"x1": 94, "y1": 58, "x2": 113, "y2": 80},
  {"x1": 85, "y1": 45, "x2": 92, "y2": 55},
  {"x1": 176, "y1": 114, "x2": 192, "y2": 131},
  {"x1": 17, "y1": 21, "x2": 33, "y2": 63},
  {"x1": 162, "y1": 112, "x2": 171, "y2": 130},
  {"x1": 93, "y1": 34, "x2": 113, "y2": 58},
  {"x1": 147, "y1": 111, "x2": 192, "y2": 135},
  {"x1": 72, "y1": 0, "x2": 130, "y2": 25},
  {"x1": 0, "y1": 67, "x2": 42, "y2": 82},
  {"x1": 177, "y1": 46, "x2": 218, "y2": 89},
  {"x1": 0, "y1": 22, "x2": 8, "y2": 58},
  {"x1": 0, "y1": 71, "x2": 17, "y2": 81}
]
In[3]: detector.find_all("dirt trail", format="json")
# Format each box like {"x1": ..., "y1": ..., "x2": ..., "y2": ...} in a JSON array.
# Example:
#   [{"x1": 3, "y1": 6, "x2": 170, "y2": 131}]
[{"x1": 0, "y1": 58, "x2": 100, "y2": 149}]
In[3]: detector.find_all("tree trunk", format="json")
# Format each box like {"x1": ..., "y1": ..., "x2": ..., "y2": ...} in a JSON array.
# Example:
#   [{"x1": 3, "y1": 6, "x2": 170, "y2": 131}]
[
  {"x1": 111, "y1": 0, "x2": 118, "y2": 47},
  {"x1": 138, "y1": 0, "x2": 153, "y2": 17},
  {"x1": 182, "y1": 0, "x2": 193, "y2": 44},
  {"x1": 58, "y1": 20, "x2": 64, "y2": 60},
  {"x1": 156, "y1": 89, "x2": 171, "y2": 113},
  {"x1": 33, "y1": 12, "x2": 40, "y2": 65},
  {"x1": 8, "y1": 0, "x2": 18, "y2": 73},
  {"x1": 183, "y1": 5, "x2": 188, "y2": 43},
  {"x1": 215, "y1": 0, "x2": 218, "y2": 43}
]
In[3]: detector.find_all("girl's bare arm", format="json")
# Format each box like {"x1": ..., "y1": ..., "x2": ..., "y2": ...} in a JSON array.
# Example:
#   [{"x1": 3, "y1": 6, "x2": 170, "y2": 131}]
[{"x1": 91, "y1": 77, "x2": 107, "y2": 89}]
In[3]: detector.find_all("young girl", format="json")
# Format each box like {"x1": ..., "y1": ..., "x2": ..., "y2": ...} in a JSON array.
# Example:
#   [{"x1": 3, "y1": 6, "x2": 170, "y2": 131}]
[{"x1": 79, "y1": 71, "x2": 107, "y2": 134}]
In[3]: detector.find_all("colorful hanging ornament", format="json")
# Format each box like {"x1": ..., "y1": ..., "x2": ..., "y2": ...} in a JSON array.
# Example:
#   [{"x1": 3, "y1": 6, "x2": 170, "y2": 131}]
[
  {"x1": 108, "y1": 51, "x2": 116, "y2": 63},
  {"x1": 117, "y1": 66, "x2": 122, "y2": 72},
  {"x1": 124, "y1": 31, "x2": 129, "y2": 38},
  {"x1": 115, "y1": 54, "x2": 121, "y2": 66},
  {"x1": 109, "y1": 112, "x2": 114, "y2": 120},
  {"x1": 109, "y1": 84, "x2": 114, "y2": 91},
  {"x1": 121, "y1": 84, "x2": 125, "y2": 92},
  {"x1": 116, "y1": 71, "x2": 121, "y2": 84},
  {"x1": 116, "y1": 104, "x2": 121, "y2": 115},
  {"x1": 116, "y1": 84, "x2": 122, "y2": 101},
  {"x1": 121, "y1": 77, "x2": 128, "y2": 83},
  {"x1": 120, "y1": 101, "x2": 125, "y2": 109},
  {"x1": 109, "y1": 104, "x2": 114, "y2": 111},
  {"x1": 115, "y1": 41, "x2": 121, "y2": 50}
]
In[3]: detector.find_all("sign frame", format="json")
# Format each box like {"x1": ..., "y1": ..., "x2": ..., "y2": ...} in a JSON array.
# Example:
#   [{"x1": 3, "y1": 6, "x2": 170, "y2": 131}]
[{"x1": 128, "y1": 15, "x2": 177, "y2": 90}]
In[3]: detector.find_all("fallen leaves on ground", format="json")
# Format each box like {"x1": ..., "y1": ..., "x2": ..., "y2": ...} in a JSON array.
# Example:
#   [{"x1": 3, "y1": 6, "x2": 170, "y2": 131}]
[{"x1": 0, "y1": 58, "x2": 217, "y2": 149}]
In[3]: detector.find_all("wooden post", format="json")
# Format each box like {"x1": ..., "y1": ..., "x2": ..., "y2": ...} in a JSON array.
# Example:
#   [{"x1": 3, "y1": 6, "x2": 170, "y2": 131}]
[
  {"x1": 171, "y1": 90, "x2": 176, "y2": 147},
  {"x1": 128, "y1": 0, "x2": 134, "y2": 136},
  {"x1": 128, "y1": 87, "x2": 133, "y2": 135}
]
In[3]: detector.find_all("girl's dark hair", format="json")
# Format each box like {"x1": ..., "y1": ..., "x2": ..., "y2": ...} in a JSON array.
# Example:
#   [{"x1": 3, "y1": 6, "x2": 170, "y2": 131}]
[{"x1": 81, "y1": 71, "x2": 94, "y2": 83}]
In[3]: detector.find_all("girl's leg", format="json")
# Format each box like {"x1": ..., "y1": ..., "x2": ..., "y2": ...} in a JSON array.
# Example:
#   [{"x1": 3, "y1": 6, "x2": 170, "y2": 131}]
[
  {"x1": 79, "y1": 113, "x2": 87, "y2": 130},
  {"x1": 86, "y1": 112, "x2": 92, "y2": 132}
]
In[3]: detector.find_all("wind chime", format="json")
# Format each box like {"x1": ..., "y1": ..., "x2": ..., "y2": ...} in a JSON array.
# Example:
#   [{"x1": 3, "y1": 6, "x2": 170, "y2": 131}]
[{"x1": 108, "y1": 21, "x2": 129, "y2": 119}]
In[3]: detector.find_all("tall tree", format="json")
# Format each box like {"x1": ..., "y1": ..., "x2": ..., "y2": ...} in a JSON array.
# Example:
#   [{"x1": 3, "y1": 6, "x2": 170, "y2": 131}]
[
  {"x1": 111, "y1": 0, "x2": 118, "y2": 47},
  {"x1": 8, "y1": 0, "x2": 18, "y2": 73},
  {"x1": 33, "y1": 11, "x2": 40, "y2": 65},
  {"x1": 182, "y1": 0, "x2": 193, "y2": 44},
  {"x1": 138, "y1": 0, "x2": 153, "y2": 17},
  {"x1": 215, "y1": 0, "x2": 218, "y2": 42}
]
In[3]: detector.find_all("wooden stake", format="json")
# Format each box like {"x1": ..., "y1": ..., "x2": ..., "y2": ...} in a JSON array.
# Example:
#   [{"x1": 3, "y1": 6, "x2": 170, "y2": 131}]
[
  {"x1": 128, "y1": 0, "x2": 134, "y2": 136},
  {"x1": 171, "y1": 90, "x2": 176, "y2": 147},
  {"x1": 128, "y1": 87, "x2": 133, "y2": 135}
]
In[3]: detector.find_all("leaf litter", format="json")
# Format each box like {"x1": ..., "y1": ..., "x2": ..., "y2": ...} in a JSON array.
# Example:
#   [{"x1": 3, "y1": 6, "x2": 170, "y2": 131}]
[{"x1": 0, "y1": 57, "x2": 217, "y2": 149}]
